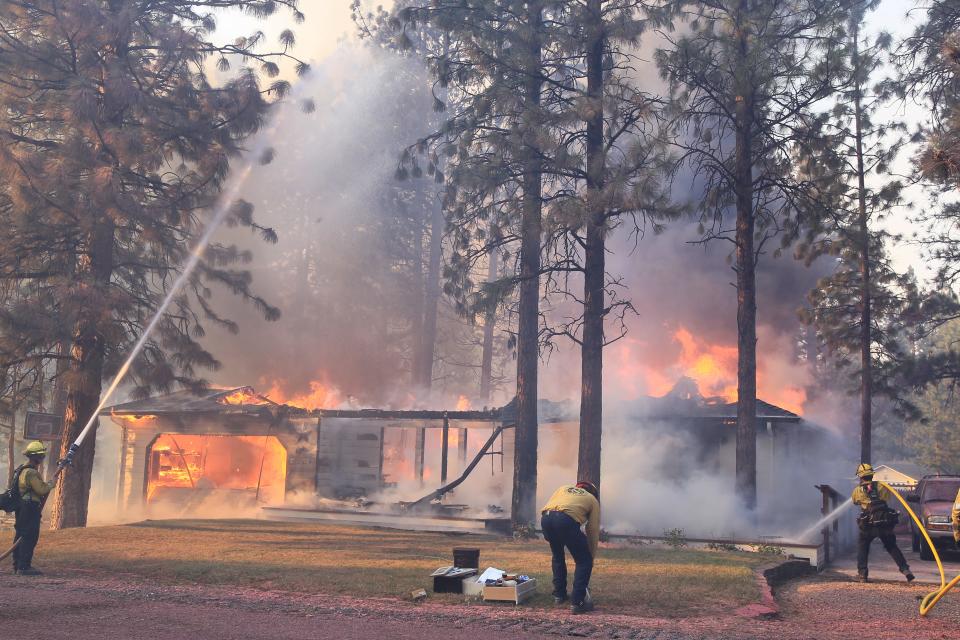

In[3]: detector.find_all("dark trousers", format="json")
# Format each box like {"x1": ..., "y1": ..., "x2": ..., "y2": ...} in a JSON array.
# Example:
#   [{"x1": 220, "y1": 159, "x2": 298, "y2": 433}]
[
  {"x1": 13, "y1": 501, "x2": 42, "y2": 571},
  {"x1": 541, "y1": 510, "x2": 593, "y2": 605},
  {"x1": 857, "y1": 525, "x2": 909, "y2": 575}
]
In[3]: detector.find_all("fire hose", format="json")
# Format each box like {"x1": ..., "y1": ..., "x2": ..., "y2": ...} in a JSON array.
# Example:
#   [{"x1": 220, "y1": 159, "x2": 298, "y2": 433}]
[{"x1": 879, "y1": 481, "x2": 960, "y2": 617}]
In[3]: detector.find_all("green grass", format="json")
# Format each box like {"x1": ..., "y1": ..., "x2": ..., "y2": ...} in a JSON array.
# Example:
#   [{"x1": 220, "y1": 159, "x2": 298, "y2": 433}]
[{"x1": 38, "y1": 519, "x2": 771, "y2": 617}]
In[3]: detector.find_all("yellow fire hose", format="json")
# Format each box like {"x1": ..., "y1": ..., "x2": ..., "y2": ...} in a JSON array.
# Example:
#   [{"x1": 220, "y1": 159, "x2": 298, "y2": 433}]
[{"x1": 879, "y1": 481, "x2": 960, "y2": 616}]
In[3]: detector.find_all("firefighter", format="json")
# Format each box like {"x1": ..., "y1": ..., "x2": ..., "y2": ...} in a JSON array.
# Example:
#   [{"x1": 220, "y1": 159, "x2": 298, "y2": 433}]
[
  {"x1": 851, "y1": 463, "x2": 914, "y2": 583},
  {"x1": 952, "y1": 486, "x2": 959, "y2": 547},
  {"x1": 12, "y1": 441, "x2": 56, "y2": 576},
  {"x1": 540, "y1": 481, "x2": 600, "y2": 614}
]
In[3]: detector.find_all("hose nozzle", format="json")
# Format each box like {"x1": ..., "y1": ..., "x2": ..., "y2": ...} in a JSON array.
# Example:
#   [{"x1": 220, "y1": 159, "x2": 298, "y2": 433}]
[{"x1": 57, "y1": 443, "x2": 80, "y2": 471}]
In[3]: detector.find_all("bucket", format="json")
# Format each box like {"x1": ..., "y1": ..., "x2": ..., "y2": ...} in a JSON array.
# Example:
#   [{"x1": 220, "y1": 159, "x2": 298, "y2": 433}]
[{"x1": 453, "y1": 547, "x2": 480, "y2": 569}]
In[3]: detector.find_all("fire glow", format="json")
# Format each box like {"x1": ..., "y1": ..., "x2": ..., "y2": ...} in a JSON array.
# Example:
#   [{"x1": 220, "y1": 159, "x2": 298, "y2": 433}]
[
  {"x1": 261, "y1": 379, "x2": 341, "y2": 410},
  {"x1": 614, "y1": 326, "x2": 807, "y2": 415}
]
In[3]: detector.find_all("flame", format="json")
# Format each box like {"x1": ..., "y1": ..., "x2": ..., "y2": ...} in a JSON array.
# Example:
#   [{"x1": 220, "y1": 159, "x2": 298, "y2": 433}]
[
  {"x1": 218, "y1": 387, "x2": 271, "y2": 406},
  {"x1": 112, "y1": 412, "x2": 158, "y2": 427},
  {"x1": 261, "y1": 379, "x2": 341, "y2": 410},
  {"x1": 147, "y1": 434, "x2": 286, "y2": 505},
  {"x1": 455, "y1": 395, "x2": 471, "y2": 411},
  {"x1": 673, "y1": 328, "x2": 739, "y2": 401},
  {"x1": 614, "y1": 325, "x2": 806, "y2": 415}
]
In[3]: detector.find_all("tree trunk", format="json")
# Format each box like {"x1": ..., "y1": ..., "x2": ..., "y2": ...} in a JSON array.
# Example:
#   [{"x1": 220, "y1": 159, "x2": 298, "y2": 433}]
[
  {"x1": 733, "y1": 1, "x2": 757, "y2": 510},
  {"x1": 49, "y1": 218, "x2": 116, "y2": 529},
  {"x1": 578, "y1": 0, "x2": 606, "y2": 489},
  {"x1": 511, "y1": 0, "x2": 544, "y2": 530},
  {"x1": 480, "y1": 238, "x2": 498, "y2": 404},
  {"x1": 851, "y1": 19, "x2": 872, "y2": 465},
  {"x1": 418, "y1": 200, "x2": 443, "y2": 391},
  {"x1": 410, "y1": 198, "x2": 426, "y2": 386}
]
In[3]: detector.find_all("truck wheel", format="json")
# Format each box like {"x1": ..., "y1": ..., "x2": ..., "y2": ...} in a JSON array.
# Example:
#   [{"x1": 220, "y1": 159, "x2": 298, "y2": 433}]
[
  {"x1": 912, "y1": 533, "x2": 920, "y2": 552},
  {"x1": 919, "y1": 537, "x2": 934, "y2": 561}
]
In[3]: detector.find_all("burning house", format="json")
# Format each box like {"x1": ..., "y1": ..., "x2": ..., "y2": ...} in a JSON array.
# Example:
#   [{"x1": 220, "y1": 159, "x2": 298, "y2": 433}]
[
  {"x1": 99, "y1": 377, "x2": 847, "y2": 537},
  {"x1": 102, "y1": 387, "x2": 515, "y2": 517}
]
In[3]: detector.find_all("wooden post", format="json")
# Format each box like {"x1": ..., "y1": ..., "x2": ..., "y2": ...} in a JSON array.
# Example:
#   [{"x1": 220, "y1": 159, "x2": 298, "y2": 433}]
[
  {"x1": 441, "y1": 415, "x2": 450, "y2": 484},
  {"x1": 831, "y1": 491, "x2": 840, "y2": 562},
  {"x1": 415, "y1": 426, "x2": 425, "y2": 485},
  {"x1": 820, "y1": 485, "x2": 831, "y2": 566},
  {"x1": 116, "y1": 425, "x2": 128, "y2": 510},
  {"x1": 458, "y1": 428, "x2": 468, "y2": 465}
]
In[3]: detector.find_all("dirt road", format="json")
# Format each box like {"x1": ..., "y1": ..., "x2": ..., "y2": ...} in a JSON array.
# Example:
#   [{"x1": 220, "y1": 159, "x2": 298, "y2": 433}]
[{"x1": 1, "y1": 570, "x2": 957, "y2": 640}]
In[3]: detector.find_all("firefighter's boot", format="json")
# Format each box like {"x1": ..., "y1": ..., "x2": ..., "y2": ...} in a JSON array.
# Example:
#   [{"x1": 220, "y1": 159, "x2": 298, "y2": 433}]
[{"x1": 571, "y1": 600, "x2": 595, "y2": 615}]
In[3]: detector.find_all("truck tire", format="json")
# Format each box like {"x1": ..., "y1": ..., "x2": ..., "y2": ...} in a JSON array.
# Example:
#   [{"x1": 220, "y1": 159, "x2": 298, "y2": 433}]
[
  {"x1": 912, "y1": 533, "x2": 920, "y2": 552},
  {"x1": 920, "y1": 536, "x2": 934, "y2": 561}
]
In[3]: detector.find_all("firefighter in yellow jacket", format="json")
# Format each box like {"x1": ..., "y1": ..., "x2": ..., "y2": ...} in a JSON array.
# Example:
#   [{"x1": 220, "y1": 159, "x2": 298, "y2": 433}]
[
  {"x1": 952, "y1": 487, "x2": 959, "y2": 546},
  {"x1": 540, "y1": 482, "x2": 600, "y2": 614},
  {"x1": 13, "y1": 441, "x2": 56, "y2": 576},
  {"x1": 851, "y1": 463, "x2": 913, "y2": 583}
]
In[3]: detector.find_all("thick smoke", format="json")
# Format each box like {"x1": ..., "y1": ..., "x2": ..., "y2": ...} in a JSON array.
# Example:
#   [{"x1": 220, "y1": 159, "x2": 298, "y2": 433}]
[
  {"x1": 199, "y1": 45, "x2": 442, "y2": 405},
  {"x1": 87, "y1": 32, "x2": 862, "y2": 538}
]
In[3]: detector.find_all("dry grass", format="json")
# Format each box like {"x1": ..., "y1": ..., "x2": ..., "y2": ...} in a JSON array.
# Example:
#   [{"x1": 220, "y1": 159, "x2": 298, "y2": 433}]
[{"x1": 38, "y1": 519, "x2": 770, "y2": 616}]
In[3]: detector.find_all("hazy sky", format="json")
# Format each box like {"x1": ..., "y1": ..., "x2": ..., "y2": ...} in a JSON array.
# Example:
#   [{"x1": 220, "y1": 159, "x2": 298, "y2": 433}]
[{"x1": 215, "y1": 0, "x2": 926, "y2": 271}]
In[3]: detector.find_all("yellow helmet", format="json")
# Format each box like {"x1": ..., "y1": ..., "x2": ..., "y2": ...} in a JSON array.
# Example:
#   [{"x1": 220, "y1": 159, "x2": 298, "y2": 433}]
[
  {"x1": 23, "y1": 441, "x2": 48, "y2": 457},
  {"x1": 856, "y1": 462, "x2": 875, "y2": 478}
]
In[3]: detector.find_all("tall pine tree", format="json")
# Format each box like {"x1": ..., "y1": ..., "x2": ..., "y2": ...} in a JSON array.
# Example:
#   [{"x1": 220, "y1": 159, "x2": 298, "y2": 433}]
[
  {"x1": 0, "y1": 0, "x2": 307, "y2": 528},
  {"x1": 654, "y1": 0, "x2": 846, "y2": 508}
]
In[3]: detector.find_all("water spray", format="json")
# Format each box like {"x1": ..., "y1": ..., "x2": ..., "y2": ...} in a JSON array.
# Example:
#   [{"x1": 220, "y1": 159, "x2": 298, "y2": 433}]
[
  {"x1": 794, "y1": 496, "x2": 854, "y2": 543},
  {"x1": 56, "y1": 164, "x2": 254, "y2": 473}
]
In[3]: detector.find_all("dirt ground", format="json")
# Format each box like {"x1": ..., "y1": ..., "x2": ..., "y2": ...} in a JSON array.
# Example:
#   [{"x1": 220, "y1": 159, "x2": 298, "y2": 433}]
[{"x1": 1, "y1": 569, "x2": 958, "y2": 640}]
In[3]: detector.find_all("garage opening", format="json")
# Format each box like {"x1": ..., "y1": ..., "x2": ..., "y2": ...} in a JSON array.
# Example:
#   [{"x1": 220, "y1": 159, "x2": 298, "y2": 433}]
[{"x1": 146, "y1": 434, "x2": 287, "y2": 508}]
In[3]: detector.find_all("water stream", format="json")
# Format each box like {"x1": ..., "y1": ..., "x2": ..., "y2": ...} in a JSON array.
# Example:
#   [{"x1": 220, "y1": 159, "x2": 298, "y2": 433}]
[{"x1": 794, "y1": 496, "x2": 855, "y2": 542}]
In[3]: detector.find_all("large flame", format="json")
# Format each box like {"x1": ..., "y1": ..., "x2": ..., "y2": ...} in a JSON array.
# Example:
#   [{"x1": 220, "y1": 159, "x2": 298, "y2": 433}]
[
  {"x1": 614, "y1": 326, "x2": 806, "y2": 415},
  {"x1": 261, "y1": 379, "x2": 341, "y2": 410}
]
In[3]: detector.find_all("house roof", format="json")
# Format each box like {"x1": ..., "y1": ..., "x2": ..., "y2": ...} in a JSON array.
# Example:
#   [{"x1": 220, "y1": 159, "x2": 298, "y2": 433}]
[
  {"x1": 103, "y1": 386, "x2": 505, "y2": 423},
  {"x1": 103, "y1": 386, "x2": 277, "y2": 417}
]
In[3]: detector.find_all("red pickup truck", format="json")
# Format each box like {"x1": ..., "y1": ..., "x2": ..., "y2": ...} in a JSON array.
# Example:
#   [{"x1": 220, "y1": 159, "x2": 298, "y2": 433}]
[{"x1": 907, "y1": 475, "x2": 960, "y2": 560}]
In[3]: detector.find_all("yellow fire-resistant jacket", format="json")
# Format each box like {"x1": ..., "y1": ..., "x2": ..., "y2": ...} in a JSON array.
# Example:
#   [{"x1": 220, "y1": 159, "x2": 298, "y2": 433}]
[
  {"x1": 851, "y1": 482, "x2": 893, "y2": 510},
  {"x1": 952, "y1": 488, "x2": 960, "y2": 544},
  {"x1": 18, "y1": 467, "x2": 54, "y2": 503},
  {"x1": 541, "y1": 485, "x2": 601, "y2": 557}
]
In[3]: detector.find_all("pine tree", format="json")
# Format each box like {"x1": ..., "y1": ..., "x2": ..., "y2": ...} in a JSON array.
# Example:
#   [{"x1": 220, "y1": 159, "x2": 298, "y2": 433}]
[
  {"x1": 389, "y1": 0, "x2": 564, "y2": 528},
  {"x1": 654, "y1": 0, "x2": 847, "y2": 508},
  {"x1": 0, "y1": 0, "x2": 308, "y2": 528},
  {"x1": 795, "y1": 0, "x2": 908, "y2": 464},
  {"x1": 896, "y1": 0, "x2": 960, "y2": 193}
]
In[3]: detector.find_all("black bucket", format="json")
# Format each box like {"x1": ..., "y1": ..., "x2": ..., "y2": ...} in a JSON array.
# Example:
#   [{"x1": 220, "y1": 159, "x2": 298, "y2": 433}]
[{"x1": 453, "y1": 547, "x2": 480, "y2": 569}]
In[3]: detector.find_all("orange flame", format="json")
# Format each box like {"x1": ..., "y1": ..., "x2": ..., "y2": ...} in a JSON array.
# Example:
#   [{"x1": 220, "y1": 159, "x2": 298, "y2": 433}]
[
  {"x1": 112, "y1": 412, "x2": 157, "y2": 427},
  {"x1": 455, "y1": 395, "x2": 471, "y2": 411},
  {"x1": 218, "y1": 387, "x2": 271, "y2": 406},
  {"x1": 261, "y1": 379, "x2": 341, "y2": 410},
  {"x1": 614, "y1": 326, "x2": 806, "y2": 415}
]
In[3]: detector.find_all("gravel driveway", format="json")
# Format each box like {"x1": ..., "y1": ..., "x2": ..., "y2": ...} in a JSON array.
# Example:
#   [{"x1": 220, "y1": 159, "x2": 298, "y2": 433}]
[{"x1": 1, "y1": 569, "x2": 957, "y2": 640}]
